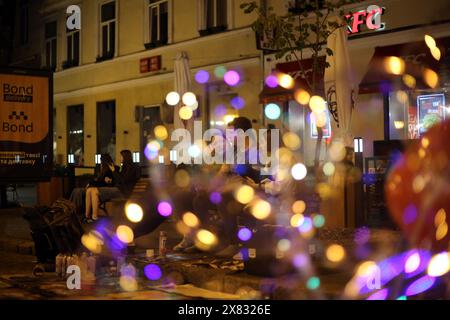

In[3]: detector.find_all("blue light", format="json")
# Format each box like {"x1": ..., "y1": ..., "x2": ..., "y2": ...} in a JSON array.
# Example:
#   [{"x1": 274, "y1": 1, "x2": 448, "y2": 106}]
[
  {"x1": 405, "y1": 275, "x2": 436, "y2": 297},
  {"x1": 265, "y1": 103, "x2": 281, "y2": 120}
]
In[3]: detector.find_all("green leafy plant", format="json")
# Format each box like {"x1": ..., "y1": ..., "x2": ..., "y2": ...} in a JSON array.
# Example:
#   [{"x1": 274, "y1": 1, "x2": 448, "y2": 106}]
[{"x1": 241, "y1": 0, "x2": 360, "y2": 172}]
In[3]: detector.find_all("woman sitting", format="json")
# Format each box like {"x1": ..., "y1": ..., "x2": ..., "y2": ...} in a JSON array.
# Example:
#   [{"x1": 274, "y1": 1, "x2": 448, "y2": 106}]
[
  {"x1": 84, "y1": 154, "x2": 118, "y2": 223},
  {"x1": 84, "y1": 150, "x2": 140, "y2": 223}
]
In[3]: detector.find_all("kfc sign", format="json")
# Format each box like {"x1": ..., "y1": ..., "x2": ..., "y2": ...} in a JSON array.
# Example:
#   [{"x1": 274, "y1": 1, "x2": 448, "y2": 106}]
[{"x1": 346, "y1": 5, "x2": 385, "y2": 35}]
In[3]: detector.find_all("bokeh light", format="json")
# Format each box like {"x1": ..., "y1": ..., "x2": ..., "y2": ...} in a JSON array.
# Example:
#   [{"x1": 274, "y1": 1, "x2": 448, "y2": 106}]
[
  {"x1": 183, "y1": 212, "x2": 200, "y2": 228},
  {"x1": 423, "y1": 68, "x2": 439, "y2": 88},
  {"x1": 427, "y1": 252, "x2": 450, "y2": 277},
  {"x1": 384, "y1": 56, "x2": 405, "y2": 75},
  {"x1": 238, "y1": 228, "x2": 252, "y2": 241},
  {"x1": 313, "y1": 214, "x2": 325, "y2": 228},
  {"x1": 323, "y1": 162, "x2": 335, "y2": 176},
  {"x1": 235, "y1": 185, "x2": 255, "y2": 204},
  {"x1": 144, "y1": 264, "x2": 162, "y2": 281},
  {"x1": 224, "y1": 70, "x2": 241, "y2": 86},
  {"x1": 431, "y1": 46, "x2": 441, "y2": 61},
  {"x1": 182, "y1": 92, "x2": 197, "y2": 106},
  {"x1": 265, "y1": 103, "x2": 281, "y2": 120},
  {"x1": 405, "y1": 251, "x2": 421, "y2": 274},
  {"x1": 157, "y1": 201, "x2": 173, "y2": 217},
  {"x1": 366, "y1": 288, "x2": 389, "y2": 300},
  {"x1": 119, "y1": 276, "x2": 138, "y2": 292},
  {"x1": 166, "y1": 91, "x2": 180, "y2": 106},
  {"x1": 116, "y1": 225, "x2": 134, "y2": 244},
  {"x1": 125, "y1": 203, "x2": 144, "y2": 223},
  {"x1": 425, "y1": 34, "x2": 436, "y2": 49},
  {"x1": 214, "y1": 66, "x2": 227, "y2": 78},
  {"x1": 402, "y1": 74, "x2": 416, "y2": 88},
  {"x1": 210, "y1": 191, "x2": 222, "y2": 204},
  {"x1": 306, "y1": 277, "x2": 320, "y2": 290},
  {"x1": 250, "y1": 199, "x2": 271, "y2": 220},
  {"x1": 179, "y1": 106, "x2": 194, "y2": 120},
  {"x1": 405, "y1": 275, "x2": 436, "y2": 297},
  {"x1": 278, "y1": 73, "x2": 294, "y2": 89},
  {"x1": 291, "y1": 163, "x2": 307, "y2": 180},
  {"x1": 309, "y1": 96, "x2": 326, "y2": 113},
  {"x1": 298, "y1": 217, "x2": 313, "y2": 233},
  {"x1": 195, "y1": 70, "x2": 210, "y2": 84},
  {"x1": 282, "y1": 132, "x2": 301, "y2": 150},
  {"x1": 292, "y1": 200, "x2": 306, "y2": 214},
  {"x1": 290, "y1": 213, "x2": 305, "y2": 227},
  {"x1": 265, "y1": 75, "x2": 278, "y2": 88},
  {"x1": 277, "y1": 239, "x2": 291, "y2": 252},
  {"x1": 295, "y1": 89, "x2": 311, "y2": 105},
  {"x1": 231, "y1": 96, "x2": 245, "y2": 110},
  {"x1": 144, "y1": 140, "x2": 161, "y2": 160},
  {"x1": 154, "y1": 125, "x2": 168, "y2": 140},
  {"x1": 197, "y1": 229, "x2": 218, "y2": 247},
  {"x1": 175, "y1": 169, "x2": 191, "y2": 188},
  {"x1": 326, "y1": 244, "x2": 346, "y2": 263}
]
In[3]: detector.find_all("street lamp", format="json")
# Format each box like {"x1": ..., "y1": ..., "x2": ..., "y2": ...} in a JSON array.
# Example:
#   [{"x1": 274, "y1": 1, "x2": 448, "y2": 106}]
[
  {"x1": 95, "y1": 154, "x2": 101, "y2": 165},
  {"x1": 169, "y1": 150, "x2": 177, "y2": 162},
  {"x1": 67, "y1": 154, "x2": 75, "y2": 164},
  {"x1": 354, "y1": 137, "x2": 363, "y2": 153},
  {"x1": 132, "y1": 152, "x2": 140, "y2": 163},
  {"x1": 353, "y1": 137, "x2": 365, "y2": 227}
]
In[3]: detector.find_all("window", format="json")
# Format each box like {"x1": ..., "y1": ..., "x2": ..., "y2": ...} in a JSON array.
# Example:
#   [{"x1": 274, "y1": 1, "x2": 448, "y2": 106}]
[
  {"x1": 19, "y1": 0, "x2": 29, "y2": 45},
  {"x1": 64, "y1": 28, "x2": 80, "y2": 69},
  {"x1": 67, "y1": 105, "x2": 84, "y2": 165},
  {"x1": 146, "y1": 0, "x2": 169, "y2": 48},
  {"x1": 98, "y1": 1, "x2": 116, "y2": 61},
  {"x1": 199, "y1": 0, "x2": 227, "y2": 35},
  {"x1": 290, "y1": 0, "x2": 326, "y2": 14},
  {"x1": 97, "y1": 101, "x2": 116, "y2": 161},
  {"x1": 44, "y1": 21, "x2": 57, "y2": 70}
]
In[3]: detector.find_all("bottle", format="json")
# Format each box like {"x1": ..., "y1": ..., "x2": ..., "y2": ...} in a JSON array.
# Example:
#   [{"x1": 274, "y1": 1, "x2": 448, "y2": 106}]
[
  {"x1": 159, "y1": 231, "x2": 167, "y2": 256},
  {"x1": 55, "y1": 254, "x2": 63, "y2": 277}
]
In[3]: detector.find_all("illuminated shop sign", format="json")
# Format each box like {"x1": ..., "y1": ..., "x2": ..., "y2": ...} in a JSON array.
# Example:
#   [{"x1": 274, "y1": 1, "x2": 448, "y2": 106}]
[{"x1": 346, "y1": 5, "x2": 386, "y2": 35}]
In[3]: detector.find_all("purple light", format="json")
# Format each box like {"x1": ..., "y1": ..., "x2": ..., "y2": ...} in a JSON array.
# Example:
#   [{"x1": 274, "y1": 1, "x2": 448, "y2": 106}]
[
  {"x1": 366, "y1": 288, "x2": 389, "y2": 300},
  {"x1": 214, "y1": 105, "x2": 227, "y2": 117},
  {"x1": 405, "y1": 275, "x2": 436, "y2": 297},
  {"x1": 144, "y1": 143, "x2": 159, "y2": 160},
  {"x1": 403, "y1": 204, "x2": 417, "y2": 224},
  {"x1": 195, "y1": 70, "x2": 210, "y2": 84},
  {"x1": 144, "y1": 264, "x2": 162, "y2": 281},
  {"x1": 210, "y1": 192, "x2": 222, "y2": 204},
  {"x1": 265, "y1": 75, "x2": 278, "y2": 88},
  {"x1": 404, "y1": 249, "x2": 431, "y2": 279},
  {"x1": 157, "y1": 201, "x2": 172, "y2": 217},
  {"x1": 231, "y1": 96, "x2": 245, "y2": 110},
  {"x1": 354, "y1": 227, "x2": 370, "y2": 245},
  {"x1": 120, "y1": 264, "x2": 136, "y2": 278},
  {"x1": 293, "y1": 254, "x2": 308, "y2": 268},
  {"x1": 238, "y1": 228, "x2": 252, "y2": 241},
  {"x1": 224, "y1": 70, "x2": 240, "y2": 86}
]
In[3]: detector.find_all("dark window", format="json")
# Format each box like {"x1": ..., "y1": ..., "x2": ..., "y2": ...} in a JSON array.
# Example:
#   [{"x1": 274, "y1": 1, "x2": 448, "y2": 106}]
[
  {"x1": 65, "y1": 30, "x2": 80, "y2": 68},
  {"x1": 97, "y1": 101, "x2": 116, "y2": 161},
  {"x1": 148, "y1": 0, "x2": 169, "y2": 47},
  {"x1": 291, "y1": 0, "x2": 326, "y2": 13},
  {"x1": 19, "y1": 0, "x2": 29, "y2": 45},
  {"x1": 99, "y1": 1, "x2": 116, "y2": 60},
  {"x1": 45, "y1": 21, "x2": 57, "y2": 70},
  {"x1": 67, "y1": 105, "x2": 84, "y2": 165},
  {"x1": 200, "y1": 0, "x2": 227, "y2": 35}
]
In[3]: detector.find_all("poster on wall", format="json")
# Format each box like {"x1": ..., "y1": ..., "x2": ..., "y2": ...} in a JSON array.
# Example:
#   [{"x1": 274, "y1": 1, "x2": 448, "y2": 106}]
[
  {"x1": 0, "y1": 68, "x2": 53, "y2": 182},
  {"x1": 417, "y1": 93, "x2": 445, "y2": 136}
]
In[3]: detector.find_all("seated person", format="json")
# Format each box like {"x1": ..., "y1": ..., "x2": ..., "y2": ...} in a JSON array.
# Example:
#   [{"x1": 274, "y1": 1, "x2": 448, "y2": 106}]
[
  {"x1": 84, "y1": 150, "x2": 140, "y2": 223},
  {"x1": 69, "y1": 153, "x2": 116, "y2": 219}
]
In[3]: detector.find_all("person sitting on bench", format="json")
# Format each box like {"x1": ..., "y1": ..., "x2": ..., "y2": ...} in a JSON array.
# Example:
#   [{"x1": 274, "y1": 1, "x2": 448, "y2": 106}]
[{"x1": 85, "y1": 150, "x2": 140, "y2": 223}]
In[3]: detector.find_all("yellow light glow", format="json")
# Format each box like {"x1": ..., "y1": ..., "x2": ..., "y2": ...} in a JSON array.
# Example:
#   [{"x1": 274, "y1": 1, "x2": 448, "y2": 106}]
[
  {"x1": 120, "y1": 276, "x2": 138, "y2": 292},
  {"x1": 394, "y1": 121, "x2": 405, "y2": 129},
  {"x1": 292, "y1": 200, "x2": 306, "y2": 214},
  {"x1": 125, "y1": 203, "x2": 144, "y2": 223},
  {"x1": 423, "y1": 68, "x2": 439, "y2": 88},
  {"x1": 154, "y1": 125, "x2": 168, "y2": 140},
  {"x1": 196, "y1": 229, "x2": 217, "y2": 246},
  {"x1": 235, "y1": 185, "x2": 255, "y2": 204},
  {"x1": 309, "y1": 96, "x2": 326, "y2": 113},
  {"x1": 421, "y1": 137, "x2": 430, "y2": 148},
  {"x1": 314, "y1": 111, "x2": 327, "y2": 128},
  {"x1": 436, "y1": 222, "x2": 448, "y2": 241},
  {"x1": 290, "y1": 213, "x2": 305, "y2": 227},
  {"x1": 183, "y1": 212, "x2": 200, "y2": 228},
  {"x1": 295, "y1": 89, "x2": 311, "y2": 105},
  {"x1": 431, "y1": 46, "x2": 441, "y2": 61},
  {"x1": 402, "y1": 74, "x2": 416, "y2": 88},
  {"x1": 224, "y1": 114, "x2": 237, "y2": 125},
  {"x1": 282, "y1": 132, "x2": 301, "y2": 150},
  {"x1": 323, "y1": 162, "x2": 335, "y2": 176},
  {"x1": 291, "y1": 163, "x2": 307, "y2": 180},
  {"x1": 116, "y1": 225, "x2": 134, "y2": 244},
  {"x1": 425, "y1": 35, "x2": 436, "y2": 50},
  {"x1": 278, "y1": 73, "x2": 294, "y2": 89},
  {"x1": 326, "y1": 244, "x2": 346, "y2": 263},
  {"x1": 81, "y1": 233, "x2": 103, "y2": 254},
  {"x1": 357, "y1": 261, "x2": 378, "y2": 277},
  {"x1": 329, "y1": 142, "x2": 346, "y2": 162},
  {"x1": 435, "y1": 209, "x2": 446, "y2": 227},
  {"x1": 251, "y1": 199, "x2": 271, "y2": 220},
  {"x1": 182, "y1": 92, "x2": 197, "y2": 106},
  {"x1": 179, "y1": 106, "x2": 194, "y2": 120},
  {"x1": 277, "y1": 239, "x2": 291, "y2": 252},
  {"x1": 384, "y1": 56, "x2": 405, "y2": 75},
  {"x1": 427, "y1": 252, "x2": 450, "y2": 277},
  {"x1": 396, "y1": 91, "x2": 408, "y2": 104}
]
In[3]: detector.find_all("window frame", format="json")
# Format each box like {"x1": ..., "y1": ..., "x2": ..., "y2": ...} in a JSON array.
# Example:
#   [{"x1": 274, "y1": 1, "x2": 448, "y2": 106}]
[
  {"x1": 67, "y1": 104, "x2": 84, "y2": 166},
  {"x1": 97, "y1": 0, "x2": 118, "y2": 61},
  {"x1": 198, "y1": 0, "x2": 233, "y2": 36},
  {"x1": 44, "y1": 20, "x2": 58, "y2": 71},
  {"x1": 144, "y1": 0, "x2": 172, "y2": 48},
  {"x1": 19, "y1": 0, "x2": 29, "y2": 46},
  {"x1": 64, "y1": 29, "x2": 80, "y2": 69}
]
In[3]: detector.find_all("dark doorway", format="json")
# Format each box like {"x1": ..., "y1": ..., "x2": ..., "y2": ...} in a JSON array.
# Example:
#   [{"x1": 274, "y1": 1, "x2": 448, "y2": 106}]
[{"x1": 140, "y1": 106, "x2": 162, "y2": 163}]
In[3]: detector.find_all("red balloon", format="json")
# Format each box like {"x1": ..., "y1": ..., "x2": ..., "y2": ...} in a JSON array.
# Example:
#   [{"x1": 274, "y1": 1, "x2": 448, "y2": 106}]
[{"x1": 386, "y1": 120, "x2": 450, "y2": 251}]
